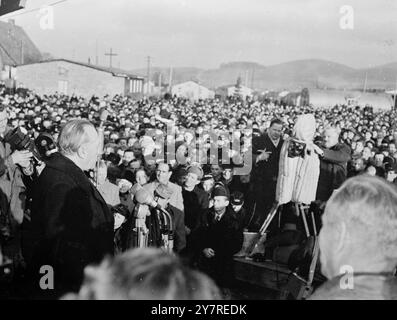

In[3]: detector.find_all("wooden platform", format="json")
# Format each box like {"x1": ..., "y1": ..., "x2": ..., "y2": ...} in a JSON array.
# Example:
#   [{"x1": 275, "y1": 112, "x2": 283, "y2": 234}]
[{"x1": 233, "y1": 257, "x2": 291, "y2": 292}]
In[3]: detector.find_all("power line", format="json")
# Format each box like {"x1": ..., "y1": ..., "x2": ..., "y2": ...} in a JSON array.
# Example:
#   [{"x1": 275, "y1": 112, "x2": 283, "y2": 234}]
[{"x1": 1, "y1": 0, "x2": 69, "y2": 19}]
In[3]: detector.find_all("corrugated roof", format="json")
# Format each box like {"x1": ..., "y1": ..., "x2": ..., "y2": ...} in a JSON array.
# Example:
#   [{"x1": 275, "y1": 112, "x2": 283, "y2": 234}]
[
  {"x1": 0, "y1": 20, "x2": 42, "y2": 66},
  {"x1": 18, "y1": 58, "x2": 144, "y2": 79}
]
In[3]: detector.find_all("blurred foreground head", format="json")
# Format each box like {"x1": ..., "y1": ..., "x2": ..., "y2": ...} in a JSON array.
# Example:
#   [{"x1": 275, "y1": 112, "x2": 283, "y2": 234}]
[
  {"x1": 62, "y1": 248, "x2": 221, "y2": 300},
  {"x1": 320, "y1": 175, "x2": 397, "y2": 279}
]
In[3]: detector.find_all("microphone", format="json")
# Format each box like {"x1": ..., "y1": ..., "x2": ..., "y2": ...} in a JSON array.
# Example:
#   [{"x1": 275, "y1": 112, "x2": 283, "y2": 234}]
[{"x1": 134, "y1": 188, "x2": 173, "y2": 230}]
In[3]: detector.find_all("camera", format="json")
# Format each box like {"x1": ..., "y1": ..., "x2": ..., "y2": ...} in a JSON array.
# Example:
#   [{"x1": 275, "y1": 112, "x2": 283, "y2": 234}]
[
  {"x1": 4, "y1": 127, "x2": 39, "y2": 161},
  {"x1": 287, "y1": 140, "x2": 306, "y2": 158},
  {"x1": 4, "y1": 127, "x2": 57, "y2": 164}
]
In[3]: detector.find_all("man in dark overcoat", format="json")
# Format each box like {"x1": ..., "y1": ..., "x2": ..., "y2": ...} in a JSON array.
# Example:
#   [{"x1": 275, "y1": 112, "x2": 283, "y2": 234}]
[{"x1": 26, "y1": 120, "x2": 114, "y2": 298}]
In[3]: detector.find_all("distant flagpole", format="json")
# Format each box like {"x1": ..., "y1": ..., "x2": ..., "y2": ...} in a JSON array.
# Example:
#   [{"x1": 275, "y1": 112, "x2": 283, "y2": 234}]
[
  {"x1": 394, "y1": 76, "x2": 397, "y2": 110},
  {"x1": 168, "y1": 66, "x2": 173, "y2": 93}
]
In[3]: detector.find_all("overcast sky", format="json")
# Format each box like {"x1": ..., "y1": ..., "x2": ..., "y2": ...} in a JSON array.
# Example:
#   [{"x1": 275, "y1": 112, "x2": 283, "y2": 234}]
[{"x1": 1, "y1": 0, "x2": 396, "y2": 70}]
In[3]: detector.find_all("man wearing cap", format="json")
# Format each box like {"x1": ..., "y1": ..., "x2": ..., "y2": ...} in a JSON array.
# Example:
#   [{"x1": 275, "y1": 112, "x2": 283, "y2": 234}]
[
  {"x1": 145, "y1": 183, "x2": 186, "y2": 253},
  {"x1": 196, "y1": 185, "x2": 243, "y2": 289},
  {"x1": 230, "y1": 191, "x2": 248, "y2": 230}
]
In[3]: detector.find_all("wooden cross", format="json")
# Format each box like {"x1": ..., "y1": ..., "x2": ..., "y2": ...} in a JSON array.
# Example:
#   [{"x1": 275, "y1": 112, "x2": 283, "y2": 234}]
[{"x1": 104, "y1": 48, "x2": 118, "y2": 68}]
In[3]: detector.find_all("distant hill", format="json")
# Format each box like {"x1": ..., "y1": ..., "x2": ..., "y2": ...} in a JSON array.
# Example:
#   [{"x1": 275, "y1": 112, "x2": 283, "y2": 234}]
[{"x1": 131, "y1": 59, "x2": 397, "y2": 91}]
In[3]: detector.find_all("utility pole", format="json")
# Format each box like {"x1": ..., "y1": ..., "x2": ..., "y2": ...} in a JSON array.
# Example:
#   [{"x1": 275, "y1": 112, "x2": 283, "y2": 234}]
[
  {"x1": 105, "y1": 48, "x2": 118, "y2": 68},
  {"x1": 394, "y1": 76, "x2": 397, "y2": 111},
  {"x1": 168, "y1": 66, "x2": 173, "y2": 93},
  {"x1": 146, "y1": 56, "x2": 151, "y2": 94},
  {"x1": 251, "y1": 68, "x2": 255, "y2": 89},
  {"x1": 95, "y1": 40, "x2": 99, "y2": 65},
  {"x1": 245, "y1": 70, "x2": 249, "y2": 87}
]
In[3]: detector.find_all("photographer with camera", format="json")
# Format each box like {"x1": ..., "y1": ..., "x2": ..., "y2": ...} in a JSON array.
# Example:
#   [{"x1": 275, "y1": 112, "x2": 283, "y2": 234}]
[{"x1": 0, "y1": 102, "x2": 34, "y2": 277}]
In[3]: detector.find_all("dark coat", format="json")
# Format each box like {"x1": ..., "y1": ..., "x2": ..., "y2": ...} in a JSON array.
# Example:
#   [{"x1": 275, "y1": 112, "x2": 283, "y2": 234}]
[
  {"x1": 146, "y1": 204, "x2": 186, "y2": 253},
  {"x1": 196, "y1": 206, "x2": 243, "y2": 287},
  {"x1": 26, "y1": 153, "x2": 114, "y2": 295},
  {"x1": 252, "y1": 132, "x2": 283, "y2": 183},
  {"x1": 251, "y1": 132, "x2": 283, "y2": 200},
  {"x1": 249, "y1": 133, "x2": 283, "y2": 228},
  {"x1": 182, "y1": 185, "x2": 209, "y2": 231},
  {"x1": 316, "y1": 143, "x2": 351, "y2": 202}
]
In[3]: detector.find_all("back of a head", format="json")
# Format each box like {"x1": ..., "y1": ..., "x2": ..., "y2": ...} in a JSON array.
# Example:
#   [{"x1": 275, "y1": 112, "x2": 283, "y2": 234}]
[
  {"x1": 58, "y1": 119, "x2": 95, "y2": 156},
  {"x1": 320, "y1": 175, "x2": 397, "y2": 277},
  {"x1": 65, "y1": 248, "x2": 221, "y2": 300}
]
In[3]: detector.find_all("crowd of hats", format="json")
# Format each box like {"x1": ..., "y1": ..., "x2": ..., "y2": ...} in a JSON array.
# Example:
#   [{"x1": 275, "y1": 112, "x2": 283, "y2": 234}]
[{"x1": 1, "y1": 83, "x2": 397, "y2": 183}]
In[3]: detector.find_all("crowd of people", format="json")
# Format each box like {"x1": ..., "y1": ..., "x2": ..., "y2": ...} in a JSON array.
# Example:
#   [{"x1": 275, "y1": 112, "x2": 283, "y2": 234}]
[{"x1": 0, "y1": 81, "x2": 397, "y2": 300}]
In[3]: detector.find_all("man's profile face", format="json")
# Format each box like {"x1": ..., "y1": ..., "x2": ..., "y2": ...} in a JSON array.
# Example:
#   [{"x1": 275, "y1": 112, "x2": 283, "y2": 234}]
[
  {"x1": 83, "y1": 126, "x2": 100, "y2": 170},
  {"x1": 268, "y1": 123, "x2": 283, "y2": 141},
  {"x1": 324, "y1": 129, "x2": 339, "y2": 149},
  {"x1": 97, "y1": 166, "x2": 107, "y2": 185}
]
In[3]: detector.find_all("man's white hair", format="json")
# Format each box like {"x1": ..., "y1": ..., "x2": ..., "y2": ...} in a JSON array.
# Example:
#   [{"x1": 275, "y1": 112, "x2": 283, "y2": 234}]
[
  {"x1": 58, "y1": 119, "x2": 95, "y2": 156},
  {"x1": 323, "y1": 175, "x2": 397, "y2": 261}
]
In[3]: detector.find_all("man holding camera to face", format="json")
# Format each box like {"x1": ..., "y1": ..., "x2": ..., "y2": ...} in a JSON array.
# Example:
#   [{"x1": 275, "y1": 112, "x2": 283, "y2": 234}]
[{"x1": 0, "y1": 103, "x2": 34, "y2": 272}]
